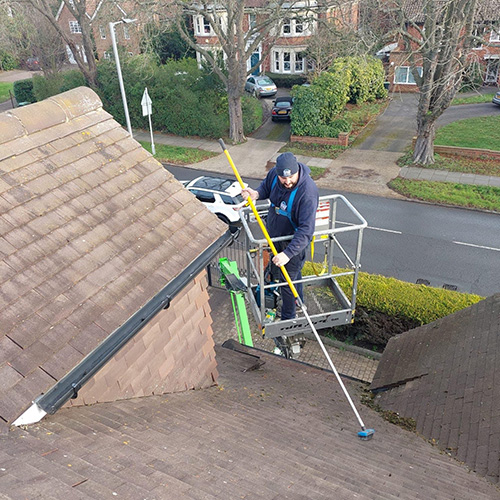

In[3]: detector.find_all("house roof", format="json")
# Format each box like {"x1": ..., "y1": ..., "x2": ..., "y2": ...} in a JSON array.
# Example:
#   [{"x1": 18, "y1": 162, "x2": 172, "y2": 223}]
[
  {"x1": 0, "y1": 86, "x2": 227, "y2": 430},
  {"x1": 371, "y1": 293, "x2": 500, "y2": 484},
  {"x1": 0, "y1": 343, "x2": 499, "y2": 499},
  {"x1": 402, "y1": 0, "x2": 499, "y2": 23}
]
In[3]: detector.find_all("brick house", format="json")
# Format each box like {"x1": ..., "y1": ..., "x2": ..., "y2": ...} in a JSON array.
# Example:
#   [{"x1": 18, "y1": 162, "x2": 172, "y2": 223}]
[
  {"x1": 387, "y1": 1, "x2": 500, "y2": 92},
  {"x1": 191, "y1": 0, "x2": 359, "y2": 77},
  {"x1": 55, "y1": 0, "x2": 141, "y2": 63},
  {"x1": 0, "y1": 86, "x2": 233, "y2": 431}
]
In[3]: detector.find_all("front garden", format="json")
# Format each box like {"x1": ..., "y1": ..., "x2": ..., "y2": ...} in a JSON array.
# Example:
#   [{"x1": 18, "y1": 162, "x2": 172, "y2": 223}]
[{"x1": 303, "y1": 262, "x2": 483, "y2": 352}]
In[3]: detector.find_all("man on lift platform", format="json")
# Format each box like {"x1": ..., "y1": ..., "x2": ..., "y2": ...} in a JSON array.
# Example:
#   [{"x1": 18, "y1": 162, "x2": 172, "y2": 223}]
[{"x1": 240, "y1": 152, "x2": 319, "y2": 321}]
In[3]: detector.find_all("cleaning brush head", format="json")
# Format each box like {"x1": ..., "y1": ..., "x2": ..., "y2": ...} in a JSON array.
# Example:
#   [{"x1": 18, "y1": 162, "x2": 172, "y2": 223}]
[{"x1": 358, "y1": 428, "x2": 375, "y2": 440}]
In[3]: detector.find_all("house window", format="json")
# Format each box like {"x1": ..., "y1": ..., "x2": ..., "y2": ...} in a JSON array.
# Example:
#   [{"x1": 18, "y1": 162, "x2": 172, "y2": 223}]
[
  {"x1": 123, "y1": 25, "x2": 130, "y2": 40},
  {"x1": 394, "y1": 66, "x2": 422, "y2": 84},
  {"x1": 103, "y1": 51, "x2": 112, "y2": 60},
  {"x1": 282, "y1": 17, "x2": 312, "y2": 36},
  {"x1": 69, "y1": 20, "x2": 82, "y2": 34},
  {"x1": 283, "y1": 52, "x2": 291, "y2": 72},
  {"x1": 195, "y1": 15, "x2": 212, "y2": 35},
  {"x1": 283, "y1": 19, "x2": 291, "y2": 34},
  {"x1": 273, "y1": 49, "x2": 307, "y2": 74},
  {"x1": 249, "y1": 13, "x2": 256, "y2": 29},
  {"x1": 295, "y1": 52, "x2": 305, "y2": 72},
  {"x1": 490, "y1": 29, "x2": 500, "y2": 43},
  {"x1": 99, "y1": 26, "x2": 106, "y2": 39}
]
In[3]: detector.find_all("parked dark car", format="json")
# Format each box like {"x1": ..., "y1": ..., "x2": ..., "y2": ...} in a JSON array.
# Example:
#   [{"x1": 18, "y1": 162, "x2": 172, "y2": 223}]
[
  {"x1": 271, "y1": 96, "x2": 293, "y2": 121},
  {"x1": 493, "y1": 91, "x2": 500, "y2": 107},
  {"x1": 25, "y1": 57, "x2": 41, "y2": 71}
]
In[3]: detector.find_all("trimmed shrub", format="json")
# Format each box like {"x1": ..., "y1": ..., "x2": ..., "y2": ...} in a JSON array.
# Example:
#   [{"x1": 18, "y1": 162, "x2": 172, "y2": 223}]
[
  {"x1": 32, "y1": 70, "x2": 87, "y2": 101},
  {"x1": 13, "y1": 79, "x2": 35, "y2": 104},
  {"x1": 265, "y1": 72, "x2": 307, "y2": 88},
  {"x1": 304, "y1": 262, "x2": 483, "y2": 325}
]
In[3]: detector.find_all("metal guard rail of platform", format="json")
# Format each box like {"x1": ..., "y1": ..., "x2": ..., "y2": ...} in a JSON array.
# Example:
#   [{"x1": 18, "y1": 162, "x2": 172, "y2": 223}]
[{"x1": 239, "y1": 194, "x2": 367, "y2": 339}]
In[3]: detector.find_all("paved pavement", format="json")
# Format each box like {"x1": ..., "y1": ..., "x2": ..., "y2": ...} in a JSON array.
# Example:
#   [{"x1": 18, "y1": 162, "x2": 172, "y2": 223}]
[{"x1": 134, "y1": 91, "x2": 500, "y2": 198}]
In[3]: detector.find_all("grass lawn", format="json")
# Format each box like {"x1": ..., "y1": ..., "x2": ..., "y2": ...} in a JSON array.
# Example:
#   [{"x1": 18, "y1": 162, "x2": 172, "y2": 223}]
[
  {"x1": 435, "y1": 115, "x2": 500, "y2": 150},
  {"x1": 389, "y1": 178, "x2": 500, "y2": 212},
  {"x1": 139, "y1": 141, "x2": 218, "y2": 165},
  {"x1": 0, "y1": 82, "x2": 14, "y2": 102},
  {"x1": 279, "y1": 141, "x2": 346, "y2": 159},
  {"x1": 451, "y1": 93, "x2": 496, "y2": 105},
  {"x1": 343, "y1": 98, "x2": 389, "y2": 134},
  {"x1": 398, "y1": 150, "x2": 500, "y2": 176}
]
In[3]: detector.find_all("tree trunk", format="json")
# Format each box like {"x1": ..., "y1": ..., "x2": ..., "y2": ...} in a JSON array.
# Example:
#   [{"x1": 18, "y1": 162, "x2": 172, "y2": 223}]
[
  {"x1": 413, "y1": 119, "x2": 436, "y2": 165},
  {"x1": 228, "y1": 92, "x2": 245, "y2": 143}
]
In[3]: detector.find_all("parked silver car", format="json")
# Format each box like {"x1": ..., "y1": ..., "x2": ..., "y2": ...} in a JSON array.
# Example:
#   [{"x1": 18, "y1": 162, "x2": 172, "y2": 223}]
[
  {"x1": 245, "y1": 75, "x2": 277, "y2": 98},
  {"x1": 492, "y1": 91, "x2": 500, "y2": 107}
]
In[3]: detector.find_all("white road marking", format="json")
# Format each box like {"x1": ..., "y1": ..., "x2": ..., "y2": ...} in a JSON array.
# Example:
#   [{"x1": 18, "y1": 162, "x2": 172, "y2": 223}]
[
  {"x1": 367, "y1": 226, "x2": 402, "y2": 234},
  {"x1": 453, "y1": 241, "x2": 500, "y2": 252}
]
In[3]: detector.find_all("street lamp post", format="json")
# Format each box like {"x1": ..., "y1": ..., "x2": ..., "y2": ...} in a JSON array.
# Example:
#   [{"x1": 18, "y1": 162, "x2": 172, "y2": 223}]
[{"x1": 109, "y1": 18, "x2": 136, "y2": 137}]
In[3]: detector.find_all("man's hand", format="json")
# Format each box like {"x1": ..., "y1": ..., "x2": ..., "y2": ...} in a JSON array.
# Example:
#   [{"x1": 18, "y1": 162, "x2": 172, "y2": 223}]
[
  {"x1": 272, "y1": 252, "x2": 290, "y2": 267},
  {"x1": 234, "y1": 187, "x2": 259, "y2": 211},
  {"x1": 241, "y1": 187, "x2": 259, "y2": 202}
]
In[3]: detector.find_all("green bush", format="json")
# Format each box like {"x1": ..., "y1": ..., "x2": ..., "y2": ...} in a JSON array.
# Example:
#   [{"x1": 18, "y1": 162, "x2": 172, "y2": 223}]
[
  {"x1": 304, "y1": 263, "x2": 483, "y2": 325},
  {"x1": 13, "y1": 79, "x2": 35, "y2": 104},
  {"x1": 0, "y1": 51, "x2": 18, "y2": 71},
  {"x1": 97, "y1": 56, "x2": 261, "y2": 138},
  {"x1": 32, "y1": 73, "x2": 64, "y2": 101},
  {"x1": 290, "y1": 74, "x2": 351, "y2": 137},
  {"x1": 330, "y1": 56, "x2": 387, "y2": 104},
  {"x1": 265, "y1": 72, "x2": 307, "y2": 88}
]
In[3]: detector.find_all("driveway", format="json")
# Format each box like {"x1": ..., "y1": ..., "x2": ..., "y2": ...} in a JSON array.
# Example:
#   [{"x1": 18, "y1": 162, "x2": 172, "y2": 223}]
[{"x1": 355, "y1": 90, "x2": 500, "y2": 153}]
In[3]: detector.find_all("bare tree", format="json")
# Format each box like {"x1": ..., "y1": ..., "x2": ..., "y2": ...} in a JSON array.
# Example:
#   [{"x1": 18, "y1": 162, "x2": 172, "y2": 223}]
[
  {"x1": 388, "y1": 0, "x2": 484, "y2": 165},
  {"x1": 0, "y1": 4, "x2": 67, "y2": 76},
  {"x1": 306, "y1": 0, "x2": 386, "y2": 81},
  {"x1": 5, "y1": 0, "x2": 100, "y2": 88},
  {"x1": 175, "y1": 0, "x2": 309, "y2": 143}
]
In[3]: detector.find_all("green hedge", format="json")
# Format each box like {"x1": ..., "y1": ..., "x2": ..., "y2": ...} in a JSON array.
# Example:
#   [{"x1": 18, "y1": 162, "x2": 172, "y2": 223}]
[
  {"x1": 265, "y1": 72, "x2": 307, "y2": 88},
  {"x1": 97, "y1": 56, "x2": 261, "y2": 138},
  {"x1": 13, "y1": 79, "x2": 35, "y2": 104},
  {"x1": 303, "y1": 263, "x2": 483, "y2": 325}
]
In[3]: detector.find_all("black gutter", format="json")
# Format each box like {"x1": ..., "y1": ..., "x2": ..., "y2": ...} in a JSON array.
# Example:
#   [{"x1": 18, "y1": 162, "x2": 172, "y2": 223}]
[{"x1": 37, "y1": 229, "x2": 237, "y2": 415}]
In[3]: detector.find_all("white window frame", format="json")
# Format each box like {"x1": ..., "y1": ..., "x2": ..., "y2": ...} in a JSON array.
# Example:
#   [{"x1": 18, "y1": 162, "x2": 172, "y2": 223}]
[
  {"x1": 69, "y1": 20, "x2": 82, "y2": 34},
  {"x1": 99, "y1": 25, "x2": 106, "y2": 39},
  {"x1": 394, "y1": 66, "x2": 422, "y2": 84},
  {"x1": 249, "y1": 13, "x2": 256, "y2": 29},
  {"x1": 103, "y1": 51, "x2": 112, "y2": 60},
  {"x1": 281, "y1": 14, "x2": 314, "y2": 36},
  {"x1": 194, "y1": 15, "x2": 212, "y2": 35},
  {"x1": 490, "y1": 29, "x2": 500, "y2": 43},
  {"x1": 272, "y1": 48, "x2": 308, "y2": 74}
]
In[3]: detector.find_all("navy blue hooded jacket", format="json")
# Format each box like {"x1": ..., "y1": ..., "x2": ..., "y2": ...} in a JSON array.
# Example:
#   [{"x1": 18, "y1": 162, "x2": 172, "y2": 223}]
[{"x1": 256, "y1": 163, "x2": 319, "y2": 259}]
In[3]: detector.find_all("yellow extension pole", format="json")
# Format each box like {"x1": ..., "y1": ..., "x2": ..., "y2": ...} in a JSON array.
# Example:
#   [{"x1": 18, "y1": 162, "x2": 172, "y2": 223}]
[
  {"x1": 218, "y1": 139, "x2": 299, "y2": 300},
  {"x1": 218, "y1": 138, "x2": 372, "y2": 436}
]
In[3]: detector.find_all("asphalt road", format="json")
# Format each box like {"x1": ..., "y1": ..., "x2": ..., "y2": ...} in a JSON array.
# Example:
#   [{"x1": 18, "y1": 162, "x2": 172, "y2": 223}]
[{"x1": 166, "y1": 164, "x2": 500, "y2": 298}]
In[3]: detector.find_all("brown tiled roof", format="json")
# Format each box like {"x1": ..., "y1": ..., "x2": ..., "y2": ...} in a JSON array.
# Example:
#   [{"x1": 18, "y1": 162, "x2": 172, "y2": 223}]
[
  {"x1": 0, "y1": 87, "x2": 227, "y2": 428},
  {"x1": 0, "y1": 344, "x2": 499, "y2": 499},
  {"x1": 402, "y1": 0, "x2": 500, "y2": 22},
  {"x1": 371, "y1": 293, "x2": 500, "y2": 484}
]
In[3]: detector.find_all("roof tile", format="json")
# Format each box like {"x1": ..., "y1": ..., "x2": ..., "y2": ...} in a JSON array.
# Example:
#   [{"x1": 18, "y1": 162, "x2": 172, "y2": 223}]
[{"x1": 0, "y1": 87, "x2": 226, "y2": 426}]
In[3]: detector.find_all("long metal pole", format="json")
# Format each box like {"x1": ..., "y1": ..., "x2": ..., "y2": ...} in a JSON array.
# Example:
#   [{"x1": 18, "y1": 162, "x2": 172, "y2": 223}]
[
  {"x1": 109, "y1": 21, "x2": 133, "y2": 137},
  {"x1": 218, "y1": 139, "x2": 369, "y2": 434}
]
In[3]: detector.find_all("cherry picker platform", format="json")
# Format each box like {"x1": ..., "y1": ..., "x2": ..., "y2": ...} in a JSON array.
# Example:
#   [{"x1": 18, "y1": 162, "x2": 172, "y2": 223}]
[{"x1": 224, "y1": 194, "x2": 367, "y2": 352}]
